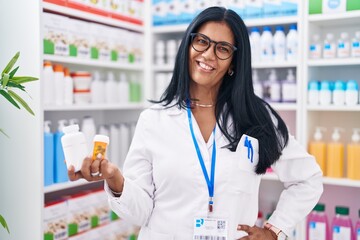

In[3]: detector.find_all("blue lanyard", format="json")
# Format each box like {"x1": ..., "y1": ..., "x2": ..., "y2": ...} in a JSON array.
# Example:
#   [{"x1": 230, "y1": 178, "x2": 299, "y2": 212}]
[{"x1": 186, "y1": 100, "x2": 216, "y2": 212}]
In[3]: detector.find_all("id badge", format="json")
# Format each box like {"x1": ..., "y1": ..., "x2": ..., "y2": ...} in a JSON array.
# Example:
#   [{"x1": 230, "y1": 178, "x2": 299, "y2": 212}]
[{"x1": 193, "y1": 217, "x2": 228, "y2": 240}]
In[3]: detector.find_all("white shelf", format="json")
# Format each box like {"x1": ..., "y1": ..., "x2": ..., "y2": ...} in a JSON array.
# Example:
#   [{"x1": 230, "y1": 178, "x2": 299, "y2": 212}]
[
  {"x1": 307, "y1": 58, "x2": 360, "y2": 67},
  {"x1": 43, "y1": 55, "x2": 144, "y2": 71},
  {"x1": 252, "y1": 61, "x2": 298, "y2": 69},
  {"x1": 307, "y1": 105, "x2": 360, "y2": 111},
  {"x1": 44, "y1": 103, "x2": 145, "y2": 111},
  {"x1": 44, "y1": 179, "x2": 100, "y2": 194},
  {"x1": 308, "y1": 10, "x2": 360, "y2": 26},
  {"x1": 245, "y1": 15, "x2": 299, "y2": 27},
  {"x1": 42, "y1": 2, "x2": 144, "y2": 32},
  {"x1": 152, "y1": 16, "x2": 298, "y2": 34},
  {"x1": 262, "y1": 173, "x2": 360, "y2": 188},
  {"x1": 271, "y1": 103, "x2": 298, "y2": 111},
  {"x1": 153, "y1": 64, "x2": 174, "y2": 71}
]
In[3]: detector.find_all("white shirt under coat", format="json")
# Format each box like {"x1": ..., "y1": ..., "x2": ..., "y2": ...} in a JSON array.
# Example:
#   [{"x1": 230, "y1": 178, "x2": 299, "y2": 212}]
[{"x1": 105, "y1": 103, "x2": 323, "y2": 239}]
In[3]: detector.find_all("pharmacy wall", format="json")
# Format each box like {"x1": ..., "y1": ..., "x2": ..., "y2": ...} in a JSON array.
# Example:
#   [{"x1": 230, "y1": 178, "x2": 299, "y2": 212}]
[{"x1": 0, "y1": 0, "x2": 359, "y2": 240}]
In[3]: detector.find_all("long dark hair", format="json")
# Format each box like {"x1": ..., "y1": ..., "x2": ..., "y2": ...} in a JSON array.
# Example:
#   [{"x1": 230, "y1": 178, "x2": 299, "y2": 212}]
[{"x1": 151, "y1": 6, "x2": 289, "y2": 174}]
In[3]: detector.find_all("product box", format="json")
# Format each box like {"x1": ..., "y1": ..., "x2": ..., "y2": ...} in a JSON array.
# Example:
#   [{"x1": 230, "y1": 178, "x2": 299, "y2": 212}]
[
  {"x1": 152, "y1": 0, "x2": 168, "y2": 26},
  {"x1": 113, "y1": 28, "x2": 129, "y2": 63},
  {"x1": 263, "y1": 0, "x2": 282, "y2": 18},
  {"x1": 179, "y1": 0, "x2": 195, "y2": 24},
  {"x1": 68, "y1": 18, "x2": 91, "y2": 59},
  {"x1": 64, "y1": 193, "x2": 92, "y2": 237},
  {"x1": 281, "y1": 0, "x2": 298, "y2": 16},
  {"x1": 309, "y1": 0, "x2": 322, "y2": 14},
  {"x1": 322, "y1": 0, "x2": 346, "y2": 13},
  {"x1": 128, "y1": 32, "x2": 144, "y2": 63},
  {"x1": 245, "y1": 0, "x2": 263, "y2": 19},
  {"x1": 127, "y1": 0, "x2": 144, "y2": 21},
  {"x1": 43, "y1": 13, "x2": 69, "y2": 56},
  {"x1": 89, "y1": 23, "x2": 111, "y2": 61},
  {"x1": 90, "y1": 190, "x2": 111, "y2": 228},
  {"x1": 43, "y1": 200, "x2": 68, "y2": 240},
  {"x1": 347, "y1": 0, "x2": 360, "y2": 11},
  {"x1": 228, "y1": 0, "x2": 246, "y2": 19}
]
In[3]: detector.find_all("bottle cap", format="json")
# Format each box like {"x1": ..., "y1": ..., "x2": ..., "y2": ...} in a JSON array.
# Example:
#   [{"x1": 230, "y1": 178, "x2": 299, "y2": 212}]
[
  {"x1": 275, "y1": 26, "x2": 284, "y2": 31},
  {"x1": 44, "y1": 120, "x2": 51, "y2": 133},
  {"x1": 308, "y1": 81, "x2": 319, "y2": 91},
  {"x1": 63, "y1": 124, "x2": 80, "y2": 134},
  {"x1": 331, "y1": 128, "x2": 344, "y2": 142},
  {"x1": 53, "y1": 64, "x2": 64, "y2": 72},
  {"x1": 313, "y1": 203, "x2": 325, "y2": 212},
  {"x1": 251, "y1": 27, "x2": 260, "y2": 33},
  {"x1": 286, "y1": 69, "x2": 295, "y2": 82},
  {"x1": 289, "y1": 24, "x2": 297, "y2": 30},
  {"x1": 334, "y1": 80, "x2": 345, "y2": 91},
  {"x1": 346, "y1": 80, "x2": 358, "y2": 91},
  {"x1": 107, "y1": 72, "x2": 115, "y2": 81},
  {"x1": 93, "y1": 134, "x2": 110, "y2": 145},
  {"x1": 326, "y1": 33, "x2": 334, "y2": 40},
  {"x1": 340, "y1": 32, "x2": 348, "y2": 39},
  {"x1": 120, "y1": 72, "x2": 127, "y2": 82},
  {"x1": 57, "y1": 119, "x2": 67, "y2": 132},
  {"x1": 64, "y1": 67, "x2": 71, "y2": 77},
  {"x1": 320, "y1": 81, "x2": 331, "y2": 91},
  {"x1": 269, "y1": 69, "x2": 277, "y2": 82},
  {"x1": 263, "y1": 26, "x2": 271, "y2": 32},
  {"x1": 351, "y1": 129, "x2": 360, "y2": 143},
  {"x1": 44, "y1": 61, "x2": 52, "y2": 67},
  {"x1": 314, "y1": 127, "x2": 326, "y2": 141},
  {"x1": 335, "y1": 206, "x2": 349, "y2": 216},
  {"x1": 312, "y1": 34, "x2": 320, "y2": 41}
]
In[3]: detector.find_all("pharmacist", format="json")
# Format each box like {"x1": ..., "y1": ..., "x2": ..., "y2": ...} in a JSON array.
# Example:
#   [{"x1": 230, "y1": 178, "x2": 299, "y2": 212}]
[{"x1": 68, "y1": 6, "x2": 323, "y2": 240}]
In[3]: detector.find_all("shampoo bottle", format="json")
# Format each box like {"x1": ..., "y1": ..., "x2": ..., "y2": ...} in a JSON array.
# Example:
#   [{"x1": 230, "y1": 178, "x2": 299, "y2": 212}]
[
  {"x1": 54, "y1": 119, "x2": 68, "y2": 183},
  {"x1": 308, "y1": 127, "x2": 327, "y2": 175},
  {"x1": 306, "y1": 203, "x2": 330, "y2": 240},
  {"x1": 44, "y1": 120, "x2": 54, "y2": 186},
  {"x1": 347, "y1": 128, "x2": 360, "y2": 180},
  {"x1": 282, "y1": 69, "x2": 297, "y2": 103},
  {"x1": 331, "y1": 206, "x2": 354, "y2": 240},
  {"x1": 327, "y1": 128, "x2": 345, "y2": 178}
]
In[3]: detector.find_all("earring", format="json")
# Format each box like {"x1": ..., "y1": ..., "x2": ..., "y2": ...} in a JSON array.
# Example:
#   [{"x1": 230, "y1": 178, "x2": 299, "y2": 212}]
[{"x1": 228, "y1": 69, "x2": 234, "y2": 76}]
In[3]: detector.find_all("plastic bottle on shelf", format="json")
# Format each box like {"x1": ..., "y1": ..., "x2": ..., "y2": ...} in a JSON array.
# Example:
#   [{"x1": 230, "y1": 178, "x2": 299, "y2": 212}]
[
  {"x1": 351, "y1": 31, "x2": 360, "y2": 58},
  {"x1": 118, "y1": 72, "x2": 129, "y2": 104},
  {"x1": 319, "y1": 81, "x2": 332, "y2": 105},
  {"x1": 333, "y1": 80, "x2": 346, "y2": 105},
  {"x1": 91, "y1": 70, "x2": 105, "y2": 104},
  {"x1": 306, "y1": 203, "x2": 330, "y2": 240},
  {"x1": 266, "y1": 69, "x2": 281, "y2": 102},
  {"x1": 249, "y1": 27, "x2": 261, "y2": 63},
  {"x1": 54, "y1": 64, "x2": 65, "y2": 106},
  {"x1": 345, "y1": 80, "x2": 359, "y2": 106},
  {"x1": 252, "y1": 69, "x2": 263, "y2": 98},
  {"x1": 44, "y1": 120, "x2": 54, "y2": 186},
  {"x1": 54, "y1": 119, "x2": 68, "y2": 183},
  {"x1": 98, "y1": 125, "x2": 109, "y2": 137},
  {"x1": 105, "y1": 71, "x2": 118, "y2": 104},
  {"x1": 166, "y1": 39, "x2": 177, "y2": 65},
  {"x1": 63, "y1": 67, "x2": 73, "y2": 105},
  {"x1": 308, "y1": 81, "x2": 320, "y2": 105},
  {"x1": 286, "y1": 24, "x2": 298, "y2": 61},
  {"x1": 43, "y1": 61, "x2": 54, "y2": 106},
  {"x1": 347, "y1": 128, "x2": 360, "y2": 180},
  {"x1": 323, "y1": 33, "x2": 336, "y2": 59},
  {"x1": 309, "y1": 34, "x2": 322, "y2": 59},
  {"x1": 355, "y1": 209, "x2": 360, "y2": 240},
  {"x1": 109, "y1": 124, "x2": 120, "y2": 165},
  {"x1": 326, "y1": 128, "x2": 345, "y2": 178},
  {"x1": 61, "y1": 124, "x2": 89, "y2": 172},
  {"x1": 331, "y1": 206, "x2": 354, "y2": 240},
  {"x1": 337, "y1": 32, "x2": 350, "y2": 58},
  {"x1": 273, "y1": 26, "x2": 286, "y2": 62},
  {"x1": 260, "y1": 26, "x2": 274, "y2": 62},
  {"x1": 155, "y1": 40, "x2": 165, "y2": 65},
  {"x1": 81, "y1": 116, "x2": 96, "y2": 151},
  {"x1": 308, "y1": 127, "x2": 327, "y2": 175},
  {"x1": 130, "y1": 73, "x2": 141, "y2": 102},
  {"x1": 282, "y1": 69, "x2": 297, "y2": 103}
]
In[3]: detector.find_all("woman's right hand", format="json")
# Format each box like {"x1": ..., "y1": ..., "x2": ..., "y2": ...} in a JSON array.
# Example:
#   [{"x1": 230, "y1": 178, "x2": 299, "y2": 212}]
[{"x1": 67, "y1": 155, "x2": 125, "y2": 193}]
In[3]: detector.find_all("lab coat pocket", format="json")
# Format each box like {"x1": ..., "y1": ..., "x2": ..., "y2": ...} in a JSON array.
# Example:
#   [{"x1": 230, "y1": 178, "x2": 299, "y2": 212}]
[{"x1": 228, "y1": 134, "x2": 259, "y2": 194}]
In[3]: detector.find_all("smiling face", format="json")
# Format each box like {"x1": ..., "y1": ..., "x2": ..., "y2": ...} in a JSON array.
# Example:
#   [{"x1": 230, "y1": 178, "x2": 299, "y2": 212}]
[{"x1": 189, "y1": 21, "x2": 235, "y2": 97}]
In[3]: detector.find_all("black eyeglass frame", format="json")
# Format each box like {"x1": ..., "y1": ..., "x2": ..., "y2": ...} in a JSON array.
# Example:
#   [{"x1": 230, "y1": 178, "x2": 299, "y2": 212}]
[{"x1": 190, "y1": 32, "x2": 237, "y2": 60}]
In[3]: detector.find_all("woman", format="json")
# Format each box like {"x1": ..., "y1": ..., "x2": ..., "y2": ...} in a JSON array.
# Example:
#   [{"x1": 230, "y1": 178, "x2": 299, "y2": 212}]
[{"x1": 68, "y1": 6, "x2": 323, "y2": 240}]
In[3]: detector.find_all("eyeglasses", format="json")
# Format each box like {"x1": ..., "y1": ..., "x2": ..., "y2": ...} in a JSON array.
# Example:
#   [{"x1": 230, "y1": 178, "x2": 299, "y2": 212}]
[{"x1": 190, "y1": 33, "x2": 237, "y2": 60}]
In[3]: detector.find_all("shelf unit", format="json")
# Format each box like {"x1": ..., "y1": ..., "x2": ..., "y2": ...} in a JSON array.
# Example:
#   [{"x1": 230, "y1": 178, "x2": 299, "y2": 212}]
[{"x1": 304, "y1": 2, "x2": 360, "y2": 226}]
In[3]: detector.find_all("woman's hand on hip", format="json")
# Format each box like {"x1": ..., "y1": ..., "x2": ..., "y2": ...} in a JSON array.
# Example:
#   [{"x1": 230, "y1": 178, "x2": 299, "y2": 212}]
[{"x1": 237, "y1": 224, "x2": 277, "y2": 240}]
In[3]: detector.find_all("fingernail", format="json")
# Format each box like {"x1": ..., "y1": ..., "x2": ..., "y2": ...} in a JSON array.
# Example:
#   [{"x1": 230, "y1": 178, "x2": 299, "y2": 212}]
[
  {"x1": 97, "y1": 153, "x2": 102, "y2": 159},
  {"x1": 237, "y1": 225, "x2": 241, "y2": 230}
]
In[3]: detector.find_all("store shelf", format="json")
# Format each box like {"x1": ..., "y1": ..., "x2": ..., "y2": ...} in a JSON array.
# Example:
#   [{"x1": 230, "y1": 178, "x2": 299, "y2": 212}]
[
  {"x1": 252, "y1": 61, "x2": 298, "y2": 69},
  {"x1": 153, "y1": 64, "x2": 174, "y2": 71},
  {"x1": 245, "y1": 15, "x2": 299, "y2": 27},
  {"x1": 270, "y1": 103, "x2": 298, "y2": 111},
  {"x1": 152, "y1": 16, "x2": 298, "y2": 33},
  {"x1": 44, "y1": 179, "x2": 98, "y2": 194},
  {"x1": 322, "y1": 177, "x2": 360, "y2": 188},
  {"x1": 307, "y1": 105, "x2": 360, "y2": 111},
  {"x1": 42, "y1": 2, "x2": 144, "y2": 32},
  {"x1": 308, "y1": 10, "x2": 360, "y2": 26},
  {"x1": 43, "y1": 55, "x2": 144, "y2": 71},
  {"x1": 307, "y1": 58, "x2": 360, "y2": 67},
  {"x1": 44, "y1": 103, "x2": 145, "y2": 111}
]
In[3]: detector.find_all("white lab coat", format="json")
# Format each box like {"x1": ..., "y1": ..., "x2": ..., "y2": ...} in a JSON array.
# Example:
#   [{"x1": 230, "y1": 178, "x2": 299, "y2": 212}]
[{"x1": 105, "y1": 103, "x2": 323, "y2": 239}]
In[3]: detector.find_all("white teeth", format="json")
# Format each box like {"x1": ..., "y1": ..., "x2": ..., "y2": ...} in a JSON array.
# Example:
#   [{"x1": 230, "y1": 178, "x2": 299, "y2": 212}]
[{"x1": 199, "y1": 62, "x2": 214, "y2": 70}]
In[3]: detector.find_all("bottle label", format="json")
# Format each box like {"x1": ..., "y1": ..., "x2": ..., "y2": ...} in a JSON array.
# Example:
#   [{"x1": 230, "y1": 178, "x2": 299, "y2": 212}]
[
  {"x1": 310, "y1": 44, "x2": 321, "y2": 59},
  {"x1": 332, "y1": 226, "x2": 351, "y2": 240},
  {"x1": 309, "y1": 221, "x2": 326, "y2": 240},
  {"x1": 352, "y1": 41, "x2": 360, "y2": 57}
]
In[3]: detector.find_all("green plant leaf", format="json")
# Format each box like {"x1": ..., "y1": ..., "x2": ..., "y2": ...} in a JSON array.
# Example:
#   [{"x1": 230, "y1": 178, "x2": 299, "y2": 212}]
[
  {"x1": 2, "y1": 51, "x2": 19, "y2": 75},
  {"x1": 1, "y1": 73, "x2": 10, "y2": 88},
  {"x1": 6, "y1": 82, "x2": 25, "y2": 91},
  {"x1": 0, "y1": 129, "x2": 10, "y2": 138},
  {"x1": 9, "y1": 66, "x2": 19, "y2": 79},
  {"x1": 11, "y1": 76, "x2": 38, "y2": 84},
  {"x1": 8, "y1": 90, "x2": 35, "y2": 115},
  {"x1": 0, "y1": 214, "x2": 10, "y2": 234},
  {"x1": 0, "y1": 89, "x2": 20, "y2": 109}
]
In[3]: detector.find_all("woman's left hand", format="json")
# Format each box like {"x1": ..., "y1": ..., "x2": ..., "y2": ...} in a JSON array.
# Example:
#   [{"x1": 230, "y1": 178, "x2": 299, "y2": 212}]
[{"x1": 237, "y1": 224, "x2": 277, "y2": 240}]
